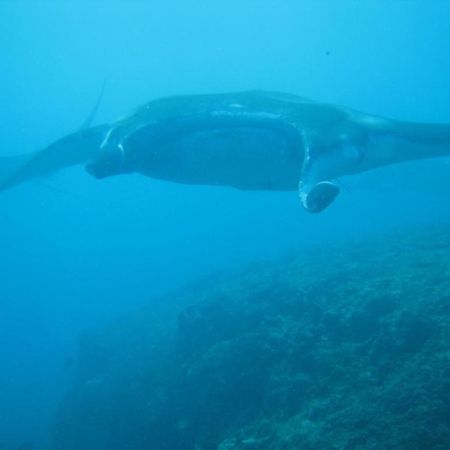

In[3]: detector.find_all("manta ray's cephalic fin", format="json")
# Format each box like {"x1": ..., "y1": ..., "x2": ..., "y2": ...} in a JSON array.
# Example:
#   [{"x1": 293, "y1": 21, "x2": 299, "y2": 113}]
[{"x1": 298, "y1": 131, "x2": 340, "y2": 213}]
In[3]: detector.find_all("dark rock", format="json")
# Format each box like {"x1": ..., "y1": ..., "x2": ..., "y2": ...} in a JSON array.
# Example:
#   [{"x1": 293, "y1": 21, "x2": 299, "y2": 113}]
[{"x1": 52, "y1": 225, "x2": 450, "y2": 450}]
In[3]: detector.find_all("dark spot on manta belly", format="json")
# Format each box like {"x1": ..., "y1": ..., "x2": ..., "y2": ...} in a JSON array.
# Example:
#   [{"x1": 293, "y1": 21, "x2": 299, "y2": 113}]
[{"x1": 134, "y1": 124, "x2": 303, "y2": 190}]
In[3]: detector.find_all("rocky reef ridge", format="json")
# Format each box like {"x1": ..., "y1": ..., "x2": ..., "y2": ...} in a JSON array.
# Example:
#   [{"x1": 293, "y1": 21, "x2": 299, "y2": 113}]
[{"x1": 53, "y1": 226, "x2": 450, "y2": 450}]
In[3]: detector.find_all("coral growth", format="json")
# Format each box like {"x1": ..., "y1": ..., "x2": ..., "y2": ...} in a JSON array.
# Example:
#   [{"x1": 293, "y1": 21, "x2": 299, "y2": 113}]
[{"x1": 53, "y1": 226, "x2": 450, "y2": 450}]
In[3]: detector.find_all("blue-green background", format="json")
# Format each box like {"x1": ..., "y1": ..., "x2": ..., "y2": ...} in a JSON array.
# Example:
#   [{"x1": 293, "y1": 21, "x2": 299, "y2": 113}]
[{"x1": 0, "y1": 1, "x2": 449, "y2": 448}]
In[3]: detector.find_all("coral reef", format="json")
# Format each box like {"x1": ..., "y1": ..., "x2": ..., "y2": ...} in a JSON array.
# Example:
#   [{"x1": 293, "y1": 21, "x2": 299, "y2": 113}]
[{"x1": 52, "y1": 226, "x2": 450, "y2": 450}]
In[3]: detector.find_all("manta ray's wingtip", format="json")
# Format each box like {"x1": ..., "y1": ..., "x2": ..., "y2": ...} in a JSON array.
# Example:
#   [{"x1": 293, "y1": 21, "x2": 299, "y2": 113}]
[{"x1": 0, "y1": 153, "x2": 34, "y2": 193}]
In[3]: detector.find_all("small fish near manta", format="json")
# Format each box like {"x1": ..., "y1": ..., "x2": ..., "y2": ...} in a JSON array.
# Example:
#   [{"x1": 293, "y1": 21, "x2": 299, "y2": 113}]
[{"x1": 1, "y1": 90, "x2": 450, "y2": 212}]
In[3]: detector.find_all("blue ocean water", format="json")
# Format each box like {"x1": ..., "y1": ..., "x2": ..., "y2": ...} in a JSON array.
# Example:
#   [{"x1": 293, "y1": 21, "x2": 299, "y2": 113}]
[{"x1": 0, "y1": 1, "x2": 449, "y2": 449}]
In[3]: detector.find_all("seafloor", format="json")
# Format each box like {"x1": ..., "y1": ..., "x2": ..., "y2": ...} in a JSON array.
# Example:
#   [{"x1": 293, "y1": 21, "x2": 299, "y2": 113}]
[{"x1": 52, "y1": 225, "x2": 450, "y2": 450}]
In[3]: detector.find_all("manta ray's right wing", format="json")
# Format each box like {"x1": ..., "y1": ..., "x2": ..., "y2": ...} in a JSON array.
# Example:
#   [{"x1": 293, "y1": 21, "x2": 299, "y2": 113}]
[
  {"x1": 0, "y1": 153, "x2": 36, "y2": 192},
  {"x1": 0, "y1": 125, "x2": 109, "y2": 192},
  {"x1": 0, "y1": 84, "x2": 109, "y2": 193}
]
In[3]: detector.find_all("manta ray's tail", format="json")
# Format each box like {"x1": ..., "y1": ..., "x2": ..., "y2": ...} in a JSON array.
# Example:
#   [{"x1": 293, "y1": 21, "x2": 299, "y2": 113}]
[
  {"x1": 0, "y1": 84, "x2": 109, "y2": 193},
  {"x1": 0, "y1": 125, "x2": 109, "y2": 192}
]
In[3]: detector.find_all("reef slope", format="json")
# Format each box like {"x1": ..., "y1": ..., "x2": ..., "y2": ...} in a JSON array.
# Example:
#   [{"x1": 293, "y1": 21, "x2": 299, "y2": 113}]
[{"x1": 53, "y1": 226, "x2": 450, "y2": 450}]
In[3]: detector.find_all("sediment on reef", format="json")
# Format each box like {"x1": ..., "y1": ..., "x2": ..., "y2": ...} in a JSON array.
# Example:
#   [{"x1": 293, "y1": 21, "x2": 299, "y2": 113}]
[{"x1": 52, "y1": 225, "x2": 450, "y2": 450}]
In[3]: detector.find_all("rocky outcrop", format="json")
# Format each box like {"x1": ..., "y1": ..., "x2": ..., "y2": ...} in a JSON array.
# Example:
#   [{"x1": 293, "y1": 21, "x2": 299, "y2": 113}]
[{"x1": 52, "y1": 226, "x2": 450, "y2": 450}]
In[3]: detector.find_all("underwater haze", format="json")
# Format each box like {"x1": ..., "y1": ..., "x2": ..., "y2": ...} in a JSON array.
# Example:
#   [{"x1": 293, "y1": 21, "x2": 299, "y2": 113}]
[{"x1": 0, "y1": 1, "x2": 450, "y2": 449}]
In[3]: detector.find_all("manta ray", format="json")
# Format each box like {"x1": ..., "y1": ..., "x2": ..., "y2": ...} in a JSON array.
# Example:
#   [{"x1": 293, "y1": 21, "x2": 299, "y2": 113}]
[{"x1": 1, "y1": 90, "x2": 449, "y2": 212}]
